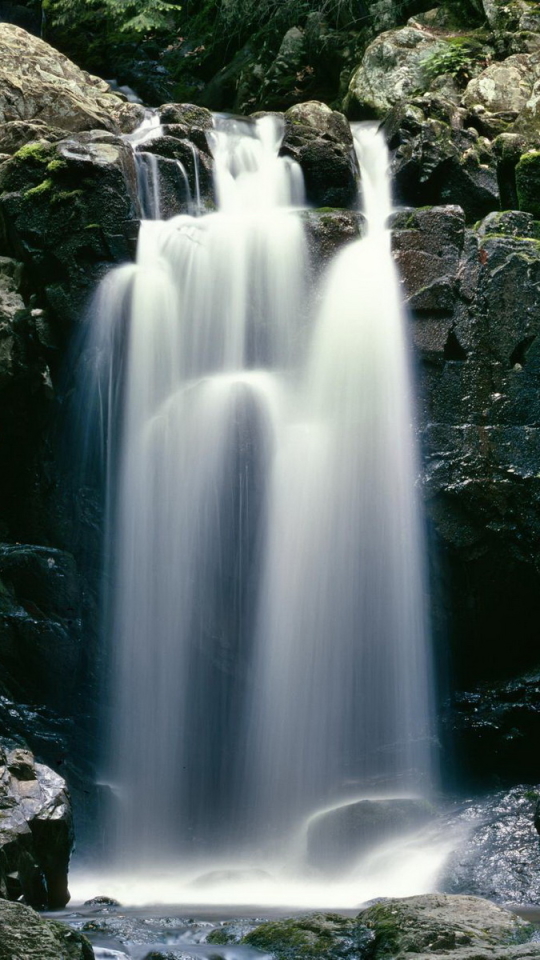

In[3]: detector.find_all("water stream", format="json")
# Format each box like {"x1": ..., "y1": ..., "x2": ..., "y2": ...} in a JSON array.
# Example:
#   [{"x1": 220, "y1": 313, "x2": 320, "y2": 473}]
[{"x1": 74, "y1": 114, "x2": 440, "y2": 905}]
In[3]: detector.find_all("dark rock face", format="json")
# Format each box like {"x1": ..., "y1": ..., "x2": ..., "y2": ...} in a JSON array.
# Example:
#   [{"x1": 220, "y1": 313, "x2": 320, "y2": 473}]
[
  {"x1": 0, "y1": 898, "x2": 93, "y2": 959},
  {"x1": 0, "y1": 742, "x2": 73, "y2": 909}
]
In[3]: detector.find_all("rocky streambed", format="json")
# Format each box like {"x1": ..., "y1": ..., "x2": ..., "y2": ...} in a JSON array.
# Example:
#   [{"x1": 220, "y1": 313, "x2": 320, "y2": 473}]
[{"x1": 17, "y1": 893, "x2": 539, "y2": 960}]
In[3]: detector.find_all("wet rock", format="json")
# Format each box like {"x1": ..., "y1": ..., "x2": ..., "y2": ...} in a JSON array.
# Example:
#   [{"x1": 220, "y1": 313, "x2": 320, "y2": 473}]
[
  {"x1": 0, "y1": 544, "x2": 83, "y2": 711},
  {"x1": 84, "y1": 896, "x2": 122, "y2": 907},
  {"x1": 441, "y1": 788, "x2": 540, "y2": 905},
  {"x1": 359, "y1": 893, "x2": 540, "y2": 958},
  {"x1": 0, "y1": 740, "x2": 73, "y2": 908},
  {"x1": 0, "y1": 23, "x2": 143, "y2": 135},
  {"x1": 445, "y1": 671, "x2": 540, "y2": 787},
  {"x1": 281, "y1": 101, "x2": 357, "y2": 207},
  {"x1": 344, "y1": 24, "x2": 449, "y2": 119},
  {"x1": 243, "y1": 913, "x2": 375, "y2": 960},
  {"x1": 302, "y1": 209, "x2": 362, "y2": 269},
  {"x1": 0, "y1": 898, "x2": 92, "y2": 959},
  {"x1": 135, "y1": 135, "x2": 214, "y2": 211},
  {"x1": 306, "y1": 797, "x2": 435, "y2": 872},
  {"x1": 0, "y1": 132, "x2": 139, "y2": 327}
]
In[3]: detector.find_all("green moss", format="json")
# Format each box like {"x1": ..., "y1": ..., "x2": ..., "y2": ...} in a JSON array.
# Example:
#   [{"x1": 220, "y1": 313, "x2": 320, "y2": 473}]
[
  {"x1": 46, "y1": 157, "x2": 68, "y2": 173},
  {"x1": 14, "y1": 142, "x2": 52, "y2": 164},
  {"x1": 23, "y1": 178, "x2": 53, "y2": 198},
  {"x1": 206, "y1": 930, "x2": 236, "y2": 945},
  {"x1": 516, "y1": 150, "x2": 540, "y2": 218},
  {"x1": 51, "y1": 188, "x2": 84, "y2": 205},
  {"x1": 242, "y1": 914, "x2": 371, "y2": 960},
  {"x1": 524, "y1": 789, "x2": 540, "y2": 801}
]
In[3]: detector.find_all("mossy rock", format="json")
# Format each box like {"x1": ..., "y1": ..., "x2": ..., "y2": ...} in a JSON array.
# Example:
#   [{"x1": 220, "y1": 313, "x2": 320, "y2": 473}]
[
  {"x1": 358, "y1": 894, "x2": 536, "y2": 958},
  {"x1": 0, "y1": 899, "x2": 93, "y2": 959},
  {"x1": 242, "y1": 913, "x2": 374, "y2": 960},
  {"x1": 516, "y1": 150, "x2": 540, "y2": 218}
]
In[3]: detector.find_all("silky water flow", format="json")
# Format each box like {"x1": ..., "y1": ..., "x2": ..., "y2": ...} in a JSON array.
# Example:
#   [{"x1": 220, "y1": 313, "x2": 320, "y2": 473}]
[{"x1": 71, "y1": 117, "x2": 448, "y2": 907}]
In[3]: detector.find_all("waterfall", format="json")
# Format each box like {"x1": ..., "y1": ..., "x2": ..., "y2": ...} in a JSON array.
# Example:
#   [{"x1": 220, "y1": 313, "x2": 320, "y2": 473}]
[{"x1": 74, "y1": 114, "x2": 438, "y2": 904}]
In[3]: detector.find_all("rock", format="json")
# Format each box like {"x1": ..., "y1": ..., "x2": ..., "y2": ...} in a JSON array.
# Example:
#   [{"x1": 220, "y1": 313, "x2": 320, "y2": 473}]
[
  {"x1": 302, "y1": 209, "x2": 363, "y2": 269},
  {"x1": 243, "y1": 914, "x2": 375, "y2": 960},
  {"x1": 515, "y1": 150, "x2": 540, "y2": 217},
  {"x1": 359, "y1": 893, "x2": 540, "y2": 958},
  {"x1": 445, "y1": 671, "x2": 540, "y2": 786},
  {"x1": 0, "y1": 132, "x2": 139, "y2": 327},
  {"x1": 0, "y1": 23, "x2": 144, "y2": 135},
  {"x1": 0, "y1": 898, "x2": 92, "y2": 959},
  {"x1": 344, "y1": 25, "x2": 449, "y2": 119},
  {"x1": 135, "y1": 135, "x2": 214, "y2": 211},
  {"x1": 481, "y1": 0, "x2": 540, "y2": 32},
  {"x1": 84, "y1": 895, "x2": 122, "y2": 907},
  {"x1": 0, "y1": 544, "x2": 83, "y2": 711},
  {"x1": 462, "y1": 55, "x2": 537, "y2": 116},
  {"x1": 306, "y1": 797, "x2": 435, "y2": 872},
  {"x1": 535, "y1": 799, "x2": 540, "y2": 835},
  {"x1": 0, "y1": 741, "x2": 73, "y2": 908},
  {"x1": 387, "y1": 101, "x2": 500, "y2": 221},
  {"x1": 281, "y1": 101, "x2": 357, "y2": 207},
  {"x1": 159, "y1": 103, "x2": 213, "y2": 130},
  {"x1": 441, "y1": 788, "x2": 540, "y2": 905}
]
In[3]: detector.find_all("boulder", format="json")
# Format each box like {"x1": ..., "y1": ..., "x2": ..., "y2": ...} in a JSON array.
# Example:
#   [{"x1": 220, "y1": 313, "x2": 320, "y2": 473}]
[
  {"x1": 344, "y1": 25, "x2": 449, "y2": 119},
  {"x1": 281, "y1": 101, "x2": 357, "y2": 207},
  {"x1": 0, "y1": 23, "x2": 144, "y2": 135},
  {"x1": 306, "y1": 797, "x2": 435, "y2": 872},
  {"x1": 462, "y1": 55, "x2": 538, "y2": 116},
  {"x1": 0, "y1": 898, "x2": 92, "y2": 959},
  {"x1": 0, "y1": 742, "x2": 73, "y2": 909},
  {"x1": 359, "y1": 893, "x2": 540, "y2": 958}
]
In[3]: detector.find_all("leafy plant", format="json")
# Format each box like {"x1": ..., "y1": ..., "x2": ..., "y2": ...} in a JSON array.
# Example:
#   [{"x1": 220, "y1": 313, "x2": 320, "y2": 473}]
[{"x1": 422, "y1": 44, "x2": 474, "y2": 84}]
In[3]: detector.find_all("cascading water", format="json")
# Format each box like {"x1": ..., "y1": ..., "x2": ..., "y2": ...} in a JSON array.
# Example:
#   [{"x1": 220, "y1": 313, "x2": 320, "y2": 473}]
[{"x1": 73, "y1": 115, "x2": 443, "y2": 906}]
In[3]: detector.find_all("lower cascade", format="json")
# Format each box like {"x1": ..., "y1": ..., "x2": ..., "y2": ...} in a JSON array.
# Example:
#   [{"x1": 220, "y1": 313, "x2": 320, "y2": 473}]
[{"x1": 76, "y1": 115, "x2": 440, "y2": 906}]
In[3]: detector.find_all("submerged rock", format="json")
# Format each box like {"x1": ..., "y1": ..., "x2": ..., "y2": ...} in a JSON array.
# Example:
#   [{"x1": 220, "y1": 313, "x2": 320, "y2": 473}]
[
  {"x1": 0, "y1": 898, "x2": 92, "y2": 959},
  {"x1": 0, "y1": 741, "x2": 73, "y2": 908},
  {"x1": 306, "y1": 797, "x2": 435, "y2": 872}
]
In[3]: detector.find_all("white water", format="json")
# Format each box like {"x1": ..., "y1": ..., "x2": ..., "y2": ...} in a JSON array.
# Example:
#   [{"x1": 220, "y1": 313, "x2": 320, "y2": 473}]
[{"x1": 75, "y1": 116, "x2": 441, "y2": 905}]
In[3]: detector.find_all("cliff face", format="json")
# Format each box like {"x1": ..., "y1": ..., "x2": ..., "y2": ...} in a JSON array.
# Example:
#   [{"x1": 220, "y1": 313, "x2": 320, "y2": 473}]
[{"x1": 0, "y1": 6, "x2": 538, "y2": 863}]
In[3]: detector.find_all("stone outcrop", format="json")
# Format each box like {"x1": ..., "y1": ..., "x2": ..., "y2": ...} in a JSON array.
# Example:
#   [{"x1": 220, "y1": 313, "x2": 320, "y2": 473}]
[
  {"x1": 281, "y1": 101, "x2": 357, "y2": 207},
  {"x1": 0, "y1": 23, "x2": 143, "y2": 137},
  {"x1": 0, "y1": 742, "x2": 73, "y2": 908},
  {"x1": 0, "y1": 898, "x2": 92, "y2": 959}
]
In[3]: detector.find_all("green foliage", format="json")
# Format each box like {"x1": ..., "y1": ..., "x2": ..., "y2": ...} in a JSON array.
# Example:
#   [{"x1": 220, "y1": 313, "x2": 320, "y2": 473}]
[
  {"x1": 44, "y1": 0, "x2": 182, "y2": 37},
  {"x1": 422, "y1": 43, "x2": 474, "y2": 83}
]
